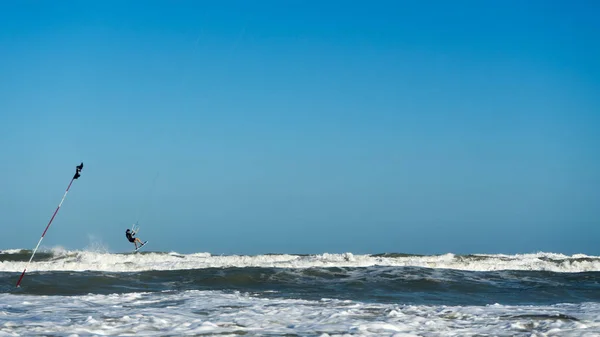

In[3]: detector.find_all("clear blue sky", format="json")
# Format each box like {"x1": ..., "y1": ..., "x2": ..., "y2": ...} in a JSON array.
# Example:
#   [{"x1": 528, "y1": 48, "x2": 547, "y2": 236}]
[{"x1": 0, "y1": 1, "x2": 598, "y2": 255}]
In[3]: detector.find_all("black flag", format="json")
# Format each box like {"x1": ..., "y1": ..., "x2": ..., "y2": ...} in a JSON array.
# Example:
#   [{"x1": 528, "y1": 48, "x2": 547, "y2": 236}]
[{"x1": 74, "y1": 162, "x2": 84, "y2": 179}]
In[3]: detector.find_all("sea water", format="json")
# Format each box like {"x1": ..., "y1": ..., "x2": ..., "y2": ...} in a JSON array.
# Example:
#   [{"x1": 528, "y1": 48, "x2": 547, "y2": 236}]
[{"x1": 1, "y1": 249, "x2": 599, "y2": 336}]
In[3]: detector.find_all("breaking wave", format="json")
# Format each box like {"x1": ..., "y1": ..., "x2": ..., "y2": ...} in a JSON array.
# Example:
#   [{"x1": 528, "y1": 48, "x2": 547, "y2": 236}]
[{"x1": 1, "y1": 249, "x2": 599, "y2": 273}]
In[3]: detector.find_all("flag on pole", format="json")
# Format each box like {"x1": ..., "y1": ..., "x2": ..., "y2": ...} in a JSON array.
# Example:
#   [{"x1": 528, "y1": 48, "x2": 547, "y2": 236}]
[{"x1": 16, "y1": 163, "x2": 84, "y2": 287}]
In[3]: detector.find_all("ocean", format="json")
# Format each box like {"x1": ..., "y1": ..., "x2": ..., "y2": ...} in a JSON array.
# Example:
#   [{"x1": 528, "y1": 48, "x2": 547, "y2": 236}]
[{"x1": 1, "y1": 249, "x2": 599, "y2": 336}]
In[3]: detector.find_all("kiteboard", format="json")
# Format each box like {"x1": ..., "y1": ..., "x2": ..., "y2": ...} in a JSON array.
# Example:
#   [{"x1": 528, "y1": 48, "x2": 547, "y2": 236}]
[{"x1": 134, "y1": 241, "x2": 148, "y2": 253}]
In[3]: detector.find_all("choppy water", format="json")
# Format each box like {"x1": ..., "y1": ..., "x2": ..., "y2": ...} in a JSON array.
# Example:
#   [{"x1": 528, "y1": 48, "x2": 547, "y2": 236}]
[{"x1": 1, "y1": 249, "x2": 600, "y2": 336}]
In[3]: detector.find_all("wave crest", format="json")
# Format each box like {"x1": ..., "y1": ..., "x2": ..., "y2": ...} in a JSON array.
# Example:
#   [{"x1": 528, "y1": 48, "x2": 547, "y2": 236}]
[{"x1": 1, "y1": 250, "x2": 599, "y2": 273}]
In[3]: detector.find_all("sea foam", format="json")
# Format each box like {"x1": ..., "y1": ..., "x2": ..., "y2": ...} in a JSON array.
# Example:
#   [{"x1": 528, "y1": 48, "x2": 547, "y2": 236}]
[{"x1": 1, "y1": 249, "x2": 599, "y2": 273}]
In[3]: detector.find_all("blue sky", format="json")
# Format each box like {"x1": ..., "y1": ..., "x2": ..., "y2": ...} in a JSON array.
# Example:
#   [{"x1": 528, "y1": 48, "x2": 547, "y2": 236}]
[{"x1": 0, "y1": 1, "x2": 598, "y2": 255}]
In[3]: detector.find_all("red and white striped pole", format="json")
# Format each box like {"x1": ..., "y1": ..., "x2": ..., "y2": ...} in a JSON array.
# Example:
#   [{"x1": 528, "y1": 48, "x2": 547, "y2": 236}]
[{"x1": 16, "y1": 163, "x2": 83, "y2": 287}]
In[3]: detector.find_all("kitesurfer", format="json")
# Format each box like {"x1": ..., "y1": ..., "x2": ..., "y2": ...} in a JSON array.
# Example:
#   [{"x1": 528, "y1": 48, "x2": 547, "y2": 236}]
[{"x1": 125, "y1": 228, "x2": 144, "y2": 249}]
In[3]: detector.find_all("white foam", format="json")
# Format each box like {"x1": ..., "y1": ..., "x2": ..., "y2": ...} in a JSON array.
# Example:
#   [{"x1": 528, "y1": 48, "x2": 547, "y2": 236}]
[
  {"x1": 1, "y1": 250, "x2": 599, "y2": 273},
  {"x1": 0, "y1": 249, "x2": 24, "y2": 254},
  {"x1": 0, "y1": 290, "x2": 598, "y2": 336}
]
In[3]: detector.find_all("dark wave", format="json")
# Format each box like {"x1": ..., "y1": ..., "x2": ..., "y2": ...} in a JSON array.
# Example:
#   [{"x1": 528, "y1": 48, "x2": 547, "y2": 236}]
[
  {"x1": 0, "y1": 250, "x2": 56, "y2": 262},
  {"x1": 2, "y1": 265, "x2": 600, "y2": 306}
]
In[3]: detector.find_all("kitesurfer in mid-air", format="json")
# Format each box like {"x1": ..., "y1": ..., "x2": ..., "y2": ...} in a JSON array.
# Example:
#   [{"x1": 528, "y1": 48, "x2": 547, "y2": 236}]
[{"x1": 125, "y1": 228, "x2": 144, "y2": 249}]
